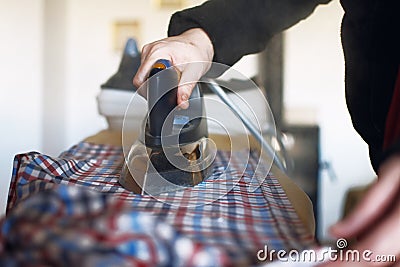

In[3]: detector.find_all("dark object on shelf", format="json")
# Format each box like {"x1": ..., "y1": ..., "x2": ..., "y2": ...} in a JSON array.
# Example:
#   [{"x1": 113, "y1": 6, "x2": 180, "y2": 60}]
[
  {"x1": 101, "y1": 38, "x2": 141, "y2": 91},
  {"x1": 282, "y1": 124, "x2": 320, "y2": 236}
]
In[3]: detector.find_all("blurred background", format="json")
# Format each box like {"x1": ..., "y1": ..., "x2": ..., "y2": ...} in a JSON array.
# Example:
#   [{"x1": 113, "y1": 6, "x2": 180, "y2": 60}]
[{"x1": 0, "y1": 0, "x2": 375, "y2": 241}]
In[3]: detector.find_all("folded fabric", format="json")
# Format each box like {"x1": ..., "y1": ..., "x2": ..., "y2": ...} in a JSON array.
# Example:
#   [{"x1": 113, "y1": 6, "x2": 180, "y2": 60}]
[
  {"x1": 1, "y1": 184, "x2": 228, "y2": 267},
  {"x1": 4, "y1": 141, "x2": 315, "y2": 266}
]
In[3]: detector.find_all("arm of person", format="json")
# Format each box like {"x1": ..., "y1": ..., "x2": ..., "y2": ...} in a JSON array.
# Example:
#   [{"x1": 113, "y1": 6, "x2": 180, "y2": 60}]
[
  {"x1": 324, "y1": 154, "x2": 400, "y2": 267},
  {"x1": 134, "y1": 0, "x2": 331, "y2": 106}
]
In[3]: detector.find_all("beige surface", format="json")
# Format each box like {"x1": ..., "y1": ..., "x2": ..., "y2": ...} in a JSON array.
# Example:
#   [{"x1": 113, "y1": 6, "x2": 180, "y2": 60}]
[
  {"x1": 343, "y1": 184, "x2": 371, "y2": 218},
  {"x1": 85, "y1": 129, "x2": 315, "y2": 235}
]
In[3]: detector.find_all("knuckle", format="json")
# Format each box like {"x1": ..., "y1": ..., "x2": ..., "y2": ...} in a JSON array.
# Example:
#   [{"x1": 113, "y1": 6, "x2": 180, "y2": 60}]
[{"x1": 141, "y1": 44, "x2": 151, "y2": 54}]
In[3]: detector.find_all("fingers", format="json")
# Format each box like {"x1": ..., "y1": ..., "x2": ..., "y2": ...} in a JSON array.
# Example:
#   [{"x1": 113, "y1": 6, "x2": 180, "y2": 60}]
[
  {"x1": 329, "y1": 158, "x2": 400, "y2": 238},
  {"x1": 322, "y1": 201, "x2": 400, "y2": 267},
  {"x1": 133, "y1": 42, "x2": 173, "y2": 89}
]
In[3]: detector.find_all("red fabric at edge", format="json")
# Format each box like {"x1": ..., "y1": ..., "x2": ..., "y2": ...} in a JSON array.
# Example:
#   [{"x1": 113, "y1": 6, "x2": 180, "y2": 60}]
[{"x1": 383, "y1": 66, "x2": 400, "y2": 150}]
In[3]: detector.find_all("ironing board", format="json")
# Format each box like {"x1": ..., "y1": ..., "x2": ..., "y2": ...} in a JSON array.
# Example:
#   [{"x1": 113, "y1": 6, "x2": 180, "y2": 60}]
[
  {"x1": 85, "y1": 129, "x2": 315, "y2": 233},
  {"x1": 2, "y1": 129, "x2": 316, "y2": 266}
]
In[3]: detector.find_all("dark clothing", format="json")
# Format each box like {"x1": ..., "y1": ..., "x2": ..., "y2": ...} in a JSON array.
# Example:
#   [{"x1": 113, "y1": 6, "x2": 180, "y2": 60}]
[{"x1": 168, "y1": 0, "x2": 400, "y2": 172}]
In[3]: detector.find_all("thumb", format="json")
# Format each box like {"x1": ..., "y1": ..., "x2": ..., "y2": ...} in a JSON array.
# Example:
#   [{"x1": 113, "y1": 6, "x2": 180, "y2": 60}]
[{"x1": 177, "y1": 82, "x2": 196, "y2": 109}]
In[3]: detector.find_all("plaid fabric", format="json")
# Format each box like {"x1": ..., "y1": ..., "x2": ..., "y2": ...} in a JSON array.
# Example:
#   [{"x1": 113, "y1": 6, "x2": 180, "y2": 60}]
[{"x1": 3, "y1": 141, "x2": 316, "y2": 266}]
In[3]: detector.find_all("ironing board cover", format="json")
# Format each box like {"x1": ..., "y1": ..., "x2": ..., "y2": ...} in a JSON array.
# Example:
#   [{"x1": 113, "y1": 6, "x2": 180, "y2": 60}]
[{"x1": 3, "y1": 141, "x2": 315, "y2": 267}]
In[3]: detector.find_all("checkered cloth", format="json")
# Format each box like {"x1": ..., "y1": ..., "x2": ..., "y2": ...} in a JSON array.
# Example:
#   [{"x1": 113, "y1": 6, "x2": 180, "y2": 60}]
[{"x1": 3, "y1": 141, "x2": 315, "y2": 266}]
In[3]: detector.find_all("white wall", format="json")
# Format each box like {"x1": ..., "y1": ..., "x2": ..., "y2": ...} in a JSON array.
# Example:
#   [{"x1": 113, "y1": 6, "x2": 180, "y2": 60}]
[
  {"x1": 283, "y1": 0, "x2": 376, "y2": 240},
  {"x1": 64, "y1": 0, "x2": 169, "y2": 149},
  {"x1": 0, "y1": 0, "x2": 44, "y2": 213},
  {"x1": 42, "y1": 0, "x2": 68, "y2": 156}
]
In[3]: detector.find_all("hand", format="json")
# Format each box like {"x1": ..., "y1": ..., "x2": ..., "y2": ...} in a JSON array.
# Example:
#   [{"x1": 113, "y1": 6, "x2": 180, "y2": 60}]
[
  {"x1": 323, "y1": 155, "x2": 400, "y2": 266},
  {"x1": 133, "y1": 28, "x2": 214, "y2": 109}
]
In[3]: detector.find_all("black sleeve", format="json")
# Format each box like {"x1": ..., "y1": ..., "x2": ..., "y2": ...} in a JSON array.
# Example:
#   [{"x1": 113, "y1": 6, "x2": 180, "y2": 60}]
[{"x1": 168, "y1": 0, "x2": 332, "y2": 66}]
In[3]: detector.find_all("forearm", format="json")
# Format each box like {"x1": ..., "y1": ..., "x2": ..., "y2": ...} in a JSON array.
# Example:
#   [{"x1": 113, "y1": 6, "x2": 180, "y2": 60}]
[{"x1": 168, "y1": 0, "x2": 331, "y2": 66}]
